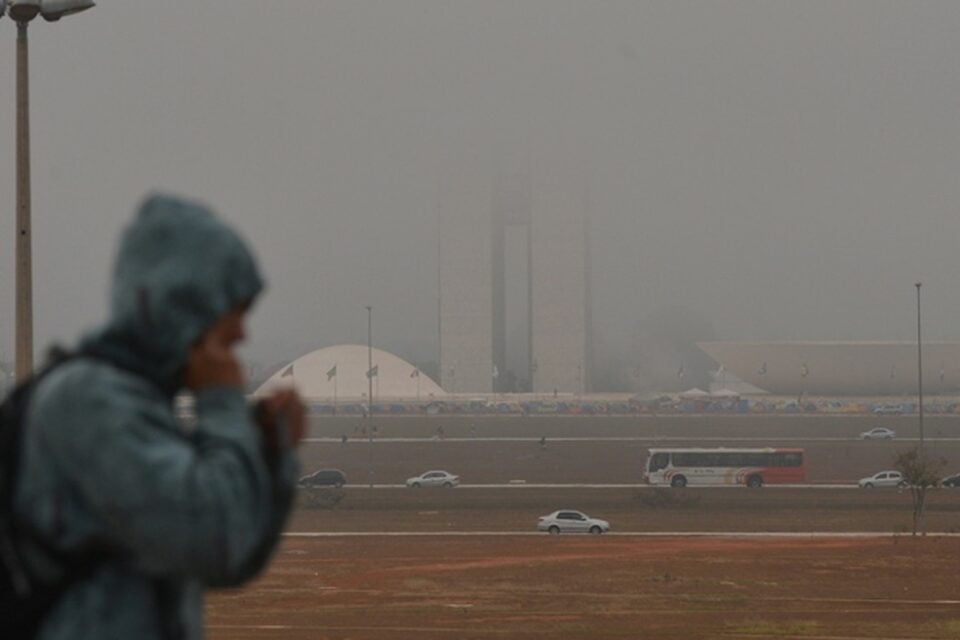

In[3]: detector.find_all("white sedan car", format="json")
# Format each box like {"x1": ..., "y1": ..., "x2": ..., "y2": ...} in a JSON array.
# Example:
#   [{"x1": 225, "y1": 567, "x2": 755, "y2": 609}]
[
  {"x1": 405, "y1": 470, "x2": 459, "y2": 488},
  {"x1": 874, "y1": 404, "x2": 904, "y2": 415},
  {"x1": 860, "y1": 427, "x2": 896, "y2": 440},
  {"x1": 858, "y1": 470, "x2": 906, "y2": 489},
  {"x1": 537, "y1": 510, "x2": 610, "y2": 535}
]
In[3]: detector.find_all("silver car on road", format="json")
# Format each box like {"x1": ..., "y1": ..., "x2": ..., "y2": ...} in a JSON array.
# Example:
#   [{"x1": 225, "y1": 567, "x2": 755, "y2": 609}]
[
  {"x1": 858, "y1": 470, "x2": 906, "y2": 489},
  {"x1": 860, "y1": 427, "x2": 896, "y2": 440},
  {"x1": 537, "y1": 510, "x2": 610, "y2": 535},
  {"x1": 405, "y1": 470, "x2": 460, "y2": 488}
]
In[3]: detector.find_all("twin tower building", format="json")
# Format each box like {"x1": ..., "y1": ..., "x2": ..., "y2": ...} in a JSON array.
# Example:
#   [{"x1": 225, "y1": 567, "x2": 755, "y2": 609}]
[{"x1": 438, "y1": 151, "x2": 591, "y2": 395}]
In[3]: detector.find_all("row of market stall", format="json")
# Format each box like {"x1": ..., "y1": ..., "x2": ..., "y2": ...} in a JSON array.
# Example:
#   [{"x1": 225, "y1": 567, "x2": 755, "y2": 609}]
[{"x1": 306, "y1": 393, "x2": 960, "y2": 416}]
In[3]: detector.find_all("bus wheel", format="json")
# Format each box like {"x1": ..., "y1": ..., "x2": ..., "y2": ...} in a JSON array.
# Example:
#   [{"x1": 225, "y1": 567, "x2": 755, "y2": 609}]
[
  {"x1": 746, "y1": 475, "x2": 763, "y2": 489},
  {"x1": 670, "y1": 475, "x2": 687, "y2": 488}
]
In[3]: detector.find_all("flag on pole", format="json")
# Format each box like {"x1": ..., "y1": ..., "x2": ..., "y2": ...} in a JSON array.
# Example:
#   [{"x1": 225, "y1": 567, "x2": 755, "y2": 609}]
[
  {"x1": 677, "y1": 365, "x2": 685, "y2": 380},
  {"x1": 281, "y1": 364, "x2": 294, "y2": 378},
  {"x1": 492, "y1": 364, "x2": 499, "y2": 379},
  {"x1": 366, "y1": 365, "x2": 379, "y2": 379},
  {"x1": 800, "y1": 363, "x2": 809, "y2": 378},
  {"x1": 326, "y1": 365, "x2": 337, "y2": 381},
  {"x1": 758, "y1": 362, "x2": 767, "y2": 375},
  {"x1": 410, "y1": 367, "x2": 420, "y2": 378}
]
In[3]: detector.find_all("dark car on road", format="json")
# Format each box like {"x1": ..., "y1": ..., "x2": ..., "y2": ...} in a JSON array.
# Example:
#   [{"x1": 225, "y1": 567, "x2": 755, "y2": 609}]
[
  {"x1": 299, "y1": 469, "x2": 346, "y2": 488},
  {"x1": 942, "y1": 474, "x2": 960, "y2": 488}
]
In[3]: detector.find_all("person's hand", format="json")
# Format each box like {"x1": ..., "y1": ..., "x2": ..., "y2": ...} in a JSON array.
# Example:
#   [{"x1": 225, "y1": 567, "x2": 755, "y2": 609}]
[
  {"x1": 184, "y1": 331, "x2": 245, "y2": 391},
  {"x1": 255, "y1": 388, "x2": 306, "y2": 450}
]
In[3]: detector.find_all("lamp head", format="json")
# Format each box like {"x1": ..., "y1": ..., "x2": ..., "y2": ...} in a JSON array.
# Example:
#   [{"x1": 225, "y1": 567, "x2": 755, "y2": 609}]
[
  {"x1": 8, "y1": 0, "x2": 41, "y2": 21},
  {"x1": 40, "y1": 0, "x2": 94, "y2": 21}
]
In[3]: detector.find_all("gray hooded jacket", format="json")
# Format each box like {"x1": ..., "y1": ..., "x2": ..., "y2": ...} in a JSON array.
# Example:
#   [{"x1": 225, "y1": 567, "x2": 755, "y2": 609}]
[{"x1": 15, "y1": 194, "x2": 298, "y2": 640}]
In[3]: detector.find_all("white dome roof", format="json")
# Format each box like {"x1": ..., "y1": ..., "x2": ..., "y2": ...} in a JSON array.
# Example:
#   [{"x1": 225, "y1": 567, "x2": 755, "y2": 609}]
[{"x1": 254, "y1": 344, "x2": 445, "y2": 400}]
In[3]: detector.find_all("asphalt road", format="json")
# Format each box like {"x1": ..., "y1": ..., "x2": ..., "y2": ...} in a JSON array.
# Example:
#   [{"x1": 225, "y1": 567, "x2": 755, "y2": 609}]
[
  {"x1": 315, "y1": 483, "x2": 857, "y2": 488},
  {"x1": 288, "y1": 485, "x2": 960, "y2": 534},
  {"x1": 304, "y1": 435, "x2": 960, "y2": 443},
  {"x1": 293, "y1": 414, "x2": 960, "y2": 491}
]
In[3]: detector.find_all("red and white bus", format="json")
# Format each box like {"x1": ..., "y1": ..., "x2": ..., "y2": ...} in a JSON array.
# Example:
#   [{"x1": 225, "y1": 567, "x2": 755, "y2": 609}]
[{"x1": 643, "y1": 447, "x2": 805, "y2": 488}]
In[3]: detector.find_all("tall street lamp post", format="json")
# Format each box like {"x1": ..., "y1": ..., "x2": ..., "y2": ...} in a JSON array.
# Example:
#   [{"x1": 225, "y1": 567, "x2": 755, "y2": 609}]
[
  {"x1": 366, "y1": 305, "x2": 373, "y2": 417},
  {"x1": 3, "y1": 0, "x2": 95, "y2": 381},
  {"x1": 366, "y1": 305, "x2": 373, "y2": 487},
  {"x1": 916, "y1": 282, "x2": 924, "y2": 446}
]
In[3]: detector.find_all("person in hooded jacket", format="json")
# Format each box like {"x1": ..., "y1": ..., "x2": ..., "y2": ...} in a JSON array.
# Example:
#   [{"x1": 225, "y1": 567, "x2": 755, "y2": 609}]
[{"x1": 14, "y1": 193, "x2": 305, "y2": 640}]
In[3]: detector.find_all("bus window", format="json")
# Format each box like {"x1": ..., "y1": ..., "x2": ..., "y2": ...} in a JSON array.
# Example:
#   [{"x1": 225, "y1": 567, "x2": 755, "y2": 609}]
[
  {"x1": 673, "y1": 453, "x2": 696, "y2": 467},
  {"x1": 743, "y1": 453, "x2": 766, "y2": 466},
  {"x1": 783, "y1": 453, "x2": 802, "y2": 467},
  {"x1": 649, "y1": 453, "x2": 669, "y2": 472}
]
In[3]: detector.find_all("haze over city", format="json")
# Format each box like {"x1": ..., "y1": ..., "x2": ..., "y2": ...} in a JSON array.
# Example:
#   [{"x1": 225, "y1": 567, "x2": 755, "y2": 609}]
[
  {"x1": 5, "y1": 7, "x2": 960, "y2": 640},
  {"x1": 2, "y1": 1, "x2": 959, "y2": 390}
]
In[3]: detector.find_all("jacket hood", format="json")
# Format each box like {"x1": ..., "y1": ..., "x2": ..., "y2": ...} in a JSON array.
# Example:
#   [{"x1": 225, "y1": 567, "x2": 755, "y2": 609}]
[{"x1": 82, "y1": 194, "x2": 264, "y2": 391}]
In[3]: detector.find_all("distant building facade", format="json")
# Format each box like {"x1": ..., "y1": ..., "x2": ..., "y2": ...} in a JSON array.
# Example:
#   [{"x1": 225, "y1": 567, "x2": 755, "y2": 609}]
[
  {"x1": 439, "y1": 152, "x2": 590, "y2": 394},
  {"x1": 698, "y1": 341, "x2": 960, "y2": 396}
]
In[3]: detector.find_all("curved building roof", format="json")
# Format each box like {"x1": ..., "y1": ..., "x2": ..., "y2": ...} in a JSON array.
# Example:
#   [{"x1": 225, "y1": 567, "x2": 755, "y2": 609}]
[
  {"x1": 254, "y1": 344, "x2": 446, "y2": 400},
  {"x1": 698, "y1": 341, "x2": 960, "y2": 396}
]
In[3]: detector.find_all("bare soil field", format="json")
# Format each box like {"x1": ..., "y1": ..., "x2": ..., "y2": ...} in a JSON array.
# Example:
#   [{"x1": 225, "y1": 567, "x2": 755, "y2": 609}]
[{"x1": 208, "y1": 535, "x2": 960, "y2": 640}]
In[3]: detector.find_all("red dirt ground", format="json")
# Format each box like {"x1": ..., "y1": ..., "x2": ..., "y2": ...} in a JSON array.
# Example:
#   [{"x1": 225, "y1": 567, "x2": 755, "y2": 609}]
[{"x1": 207, "y1": 535, "x2": 960, "y2": 640}]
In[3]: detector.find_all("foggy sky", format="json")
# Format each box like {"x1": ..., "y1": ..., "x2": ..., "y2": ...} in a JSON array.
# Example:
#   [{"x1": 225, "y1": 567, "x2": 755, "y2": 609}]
[{"x1": 1, "y1": 1, "x2": 959, "y2": 384}]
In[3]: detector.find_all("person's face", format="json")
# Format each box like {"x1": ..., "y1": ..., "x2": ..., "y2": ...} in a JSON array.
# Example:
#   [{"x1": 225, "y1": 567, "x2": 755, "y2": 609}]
[{"x1": 204, "y1": 304, "x2": 249, "y2": 349}]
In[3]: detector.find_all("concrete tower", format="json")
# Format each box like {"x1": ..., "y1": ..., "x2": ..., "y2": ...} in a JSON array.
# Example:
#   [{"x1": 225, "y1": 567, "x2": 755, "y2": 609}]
[
  {"x1": 529, "y1": 161, "x2": 589, "y2": 394},
  {"x1": 439, "y1": 154, "x2": 589, "y2": 394},
  {"x1": 438, "y1": 151, "x2": 495, "y2": 393}
]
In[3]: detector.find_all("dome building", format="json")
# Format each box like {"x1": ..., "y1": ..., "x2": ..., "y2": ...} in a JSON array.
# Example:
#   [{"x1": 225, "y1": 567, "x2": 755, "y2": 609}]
[{"x1": 254, "y1": 344, "x2": 445, "y2": 400}]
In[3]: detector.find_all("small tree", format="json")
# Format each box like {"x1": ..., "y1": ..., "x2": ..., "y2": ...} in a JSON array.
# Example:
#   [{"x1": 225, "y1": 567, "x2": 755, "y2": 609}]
[{"x1": 894, "y1": 446, "x2": 945, "y2": 536}]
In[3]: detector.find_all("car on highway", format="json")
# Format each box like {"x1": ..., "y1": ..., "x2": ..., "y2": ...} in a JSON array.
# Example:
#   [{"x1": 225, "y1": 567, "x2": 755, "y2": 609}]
[
  {"x1": 298, "y1": 468, "x2": 347, "y2": 488},
  {"x1": 858, "y1": 470, "x2": 906, "y2": 489},
  {"x1": 860, "y1": 427, "x2": 896, "y2": 440},
  {"x1": 873, "y1": 404, "x2": 904, "y2": 415},
  {"x1": 537, "y1": 510, "x2": 609, "y2": 535},
  {"x1": 941, "y1": 474, "x2": 960, "y2": 488},
  {"x1": 406, "y1": 470, "x2": 459, "y2": 488}
]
